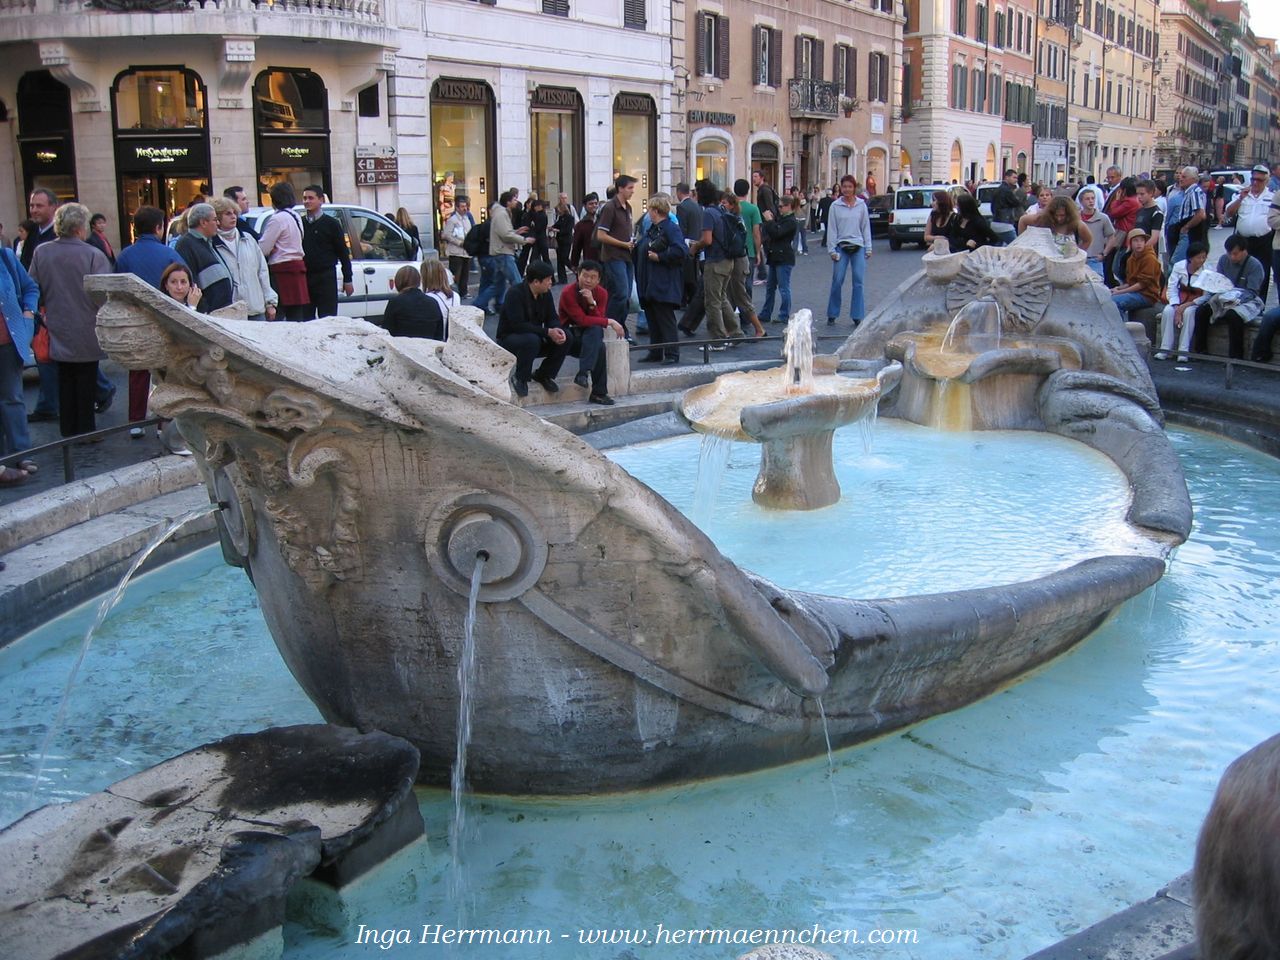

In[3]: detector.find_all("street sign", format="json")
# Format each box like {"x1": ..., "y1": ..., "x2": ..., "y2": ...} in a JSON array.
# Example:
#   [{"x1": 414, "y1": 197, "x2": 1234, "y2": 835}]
[{"x1": 355, "y1": 146, "x2": 398, "y2": 185}]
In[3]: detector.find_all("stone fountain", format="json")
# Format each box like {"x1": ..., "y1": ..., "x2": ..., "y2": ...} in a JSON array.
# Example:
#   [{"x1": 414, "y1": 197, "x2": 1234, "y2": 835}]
[
  {"x1": 82, "y1": 225, "x2": 1192, "y2": 794},
  {"x1": 676, "y1": 310, "x2": 897, "y2": 510}
]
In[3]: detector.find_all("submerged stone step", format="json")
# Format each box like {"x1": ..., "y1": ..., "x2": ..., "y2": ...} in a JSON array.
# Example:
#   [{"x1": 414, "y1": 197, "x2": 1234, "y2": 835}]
[{"x1": 0, "y1": 724, "x2": 423, "y2": 960}]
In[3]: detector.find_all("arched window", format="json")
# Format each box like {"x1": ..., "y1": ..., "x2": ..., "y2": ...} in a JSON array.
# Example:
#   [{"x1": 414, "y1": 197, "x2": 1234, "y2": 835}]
[
  {"x1": 254, "y1": 69, "x2": 329, "y2": 132},
  {"x1": 695, "y1": 137, "x2": 730, "y2": 189},
  {"x1": 114, "y1": 67, "x2": 206, "y2": 130},
  {"x1": 949, "y1": 140, "x2": 964, "y2": 183}
]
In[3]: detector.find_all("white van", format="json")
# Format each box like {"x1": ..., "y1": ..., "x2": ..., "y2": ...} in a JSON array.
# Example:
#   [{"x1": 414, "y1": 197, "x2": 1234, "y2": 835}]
[{"x1": 888, "y1": 185, "x2": 951, "y2": 250}]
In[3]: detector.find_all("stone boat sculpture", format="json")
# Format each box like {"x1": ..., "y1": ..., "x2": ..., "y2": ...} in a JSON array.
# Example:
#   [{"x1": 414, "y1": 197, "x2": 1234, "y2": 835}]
[{"x1": 88, "y1": 228, "x2": 1191, "y2": 794}]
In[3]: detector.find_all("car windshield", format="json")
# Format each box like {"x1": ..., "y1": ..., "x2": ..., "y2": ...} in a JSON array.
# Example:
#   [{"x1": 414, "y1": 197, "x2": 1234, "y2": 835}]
[{"x1": 896, "y1": 190, "x2": 934, "y2": 210}]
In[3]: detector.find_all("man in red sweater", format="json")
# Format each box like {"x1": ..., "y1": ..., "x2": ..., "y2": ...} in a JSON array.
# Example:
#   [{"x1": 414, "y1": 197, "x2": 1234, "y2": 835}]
[{"x1": 557, "y1": 259, "x2": 625, "y2": 405}]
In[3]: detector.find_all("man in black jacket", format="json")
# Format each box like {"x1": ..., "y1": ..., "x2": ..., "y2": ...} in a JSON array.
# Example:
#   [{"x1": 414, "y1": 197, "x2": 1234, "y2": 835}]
[
  {"x1": 992, "y1": 169, "x2": 1025, "y2": 227},
  {"x1": 301, "y1": 185, "x2": 353, "y2": 320},
  {"x1": 496, "y1": 261, "x2": 569, "y2": 398}
]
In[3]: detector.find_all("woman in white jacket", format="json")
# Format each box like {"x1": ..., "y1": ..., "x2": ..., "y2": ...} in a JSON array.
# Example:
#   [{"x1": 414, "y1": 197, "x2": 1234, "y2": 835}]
[
  {"x1": 213, "y1": 198, "x2": 277, "y2": 321},
  {"x1": 1154, "y1": 241, "x2": 1215, "y2": 362}
]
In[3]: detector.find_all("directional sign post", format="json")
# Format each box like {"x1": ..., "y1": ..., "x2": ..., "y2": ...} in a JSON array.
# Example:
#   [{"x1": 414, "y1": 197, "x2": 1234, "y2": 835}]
[{"x1": 355, "y1": 145, "x2": 398, "y2": 185}]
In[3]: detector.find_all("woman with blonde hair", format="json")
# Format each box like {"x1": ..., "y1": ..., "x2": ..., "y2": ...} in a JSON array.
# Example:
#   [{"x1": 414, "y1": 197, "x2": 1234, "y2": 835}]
[
  {"x1": 395, "y1": 207, "x2": 420, "y2": 247},
  {"x1": 1028, "y1": 195, "x2": 1093, "y2": 249}
]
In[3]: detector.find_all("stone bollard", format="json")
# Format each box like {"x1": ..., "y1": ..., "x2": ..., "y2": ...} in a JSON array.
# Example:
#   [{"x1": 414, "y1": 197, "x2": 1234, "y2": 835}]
[{"x1": 605, "y1": 328, "x2": 632, "y2": 397}]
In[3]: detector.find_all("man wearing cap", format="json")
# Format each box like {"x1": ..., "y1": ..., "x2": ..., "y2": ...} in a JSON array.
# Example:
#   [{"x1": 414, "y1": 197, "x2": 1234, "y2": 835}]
[
  {"x1": 1109, "y1": 229, "x2": 1164, "y2": 324},
  {"x1": 1225, "y1": 165, "x2": 1275, "y2": 303}
]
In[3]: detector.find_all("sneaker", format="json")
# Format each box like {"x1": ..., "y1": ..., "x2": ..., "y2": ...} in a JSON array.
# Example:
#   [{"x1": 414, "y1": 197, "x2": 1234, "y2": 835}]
[
  {"x1": 1153, "y1": 351, "x2": 1169, "y2": 360},
  {"x1": 534, "y1": 374, "x2": 559, "y2": 393},
  {"x1": 588, "y1": 393, "x2": 616, "y2": 405},
  {"x1": 1176, "y1": 354, "x2": 1189, "y2": 363},
  {"x1": 129, "y1": 426, "x2": 144, "y2": 439},
  {"x1": 573, "y1": 372, "x2": 589, "y2": 388},
  {"x1": 752, "y1": 279, "x2": 766, "y2": 286},
  {"x1": 94, "y1": 392, "x2": 115, "y2": 414},
  {"x1": 512, "y1": 377, "x2": 529, "y2": 398},
  {"x1": 827, "y1": 317, "x2": 836, "y2": 325},
  {"x1": 708, "y1": 344, "x2": 727, "y2": 351}
]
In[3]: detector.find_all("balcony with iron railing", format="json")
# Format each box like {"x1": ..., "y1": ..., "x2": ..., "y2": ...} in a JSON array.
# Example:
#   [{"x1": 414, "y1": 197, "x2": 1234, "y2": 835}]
[
  {"x1": 0, "y1": 0, "x2": 386, "y2": 38},
  {"x1": 788, "y1": 78, "x2": 840, "y2": 119}
]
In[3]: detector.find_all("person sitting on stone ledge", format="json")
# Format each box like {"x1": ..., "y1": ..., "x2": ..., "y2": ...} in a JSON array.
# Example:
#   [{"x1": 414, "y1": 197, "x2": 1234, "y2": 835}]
[
  {"x1": 1193, "y1": 733, "x2": 1280, "y2": 959},
  {"x1": 1154, "y1": 242, "x2": 1215, "y2": 363},
  {"x1": 496, "y1": 260, "x2": 568, "y2": 399},
  {"x1": 381, "y1": 265, "x2": 445, "y2": 342},
  {"x1": 1110, "y1": 229, "x2": 1165, "y2": 325},
  {"x1": 1189, "y1": 234, "x2": 1266, "y2": 361},
  {"x1": 557, "y1": 259, "x2": 623, "y2": 406}
]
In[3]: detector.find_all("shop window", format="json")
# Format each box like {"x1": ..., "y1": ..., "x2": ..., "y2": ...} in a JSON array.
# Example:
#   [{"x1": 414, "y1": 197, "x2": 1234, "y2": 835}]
[
  {"x1": 114, "y1": 67, "x2": 206, "y2": 130},
  {"x1": 694, "y1": 138, "x2": 729, "y2": 188},
  {"x1": 255, "y1": 69, "x2": 328, "y2": 131}
]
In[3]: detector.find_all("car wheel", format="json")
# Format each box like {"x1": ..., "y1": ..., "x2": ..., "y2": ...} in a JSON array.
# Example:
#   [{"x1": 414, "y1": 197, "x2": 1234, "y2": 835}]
[{"x1": 889, "y1": 238, "x2": 902, "y2": 251}]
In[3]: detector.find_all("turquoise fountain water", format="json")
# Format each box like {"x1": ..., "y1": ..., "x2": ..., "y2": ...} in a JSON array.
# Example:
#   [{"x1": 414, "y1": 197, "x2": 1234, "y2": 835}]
[{"x1": 2, "y1": 424, "x2": 1277, "y2": 957}]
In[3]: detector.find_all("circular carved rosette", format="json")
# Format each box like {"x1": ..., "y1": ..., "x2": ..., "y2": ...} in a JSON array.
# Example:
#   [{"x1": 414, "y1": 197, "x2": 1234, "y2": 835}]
[
  {"x1": 946, "y1": 246, "x2": 1051, "y2": 332},
  {"x1": 423, "y1": 491, "x2": 549, "y2": 603}
]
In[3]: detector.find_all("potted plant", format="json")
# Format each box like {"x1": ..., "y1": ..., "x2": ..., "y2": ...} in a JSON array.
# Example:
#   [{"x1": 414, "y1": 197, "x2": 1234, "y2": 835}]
[{"x1": 839, "y1": 95, "x2": 860, "y2": 117}]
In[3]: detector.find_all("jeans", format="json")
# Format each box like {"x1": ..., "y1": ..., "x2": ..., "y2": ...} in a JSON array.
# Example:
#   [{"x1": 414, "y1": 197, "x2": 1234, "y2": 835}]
[
  {"x1": 1170, "y1": 232, "x2": 1189, "y2": 265},
  {"x1": 1111, "y1": 291, "x2": 1155, "y2": 324},
  {"x1": 474, "y1": 254, "x2": 520, "y2": 314},
  {"x1": 1274, "y1": 250, "x2": 1280, "y2": 307},
  {"x1": 33, "y1": 360, "x2": 58, "y2": 416},
  {"x1": 1252, "y1": 306, "x2": 1280, "y2": 361},
  {"x1": 571, "y1": 325, "x2": 610, "y2": 394},
  {"x1": 827, "y1": 248, "x2": 867, "y2": 322},
  {"x1": 1085, "y1": 258, "x2": 1105, "y2": 278},
  {"x1": 761, "y1": 264, "x2": 793, "y2": 322},
  {"x1": 603, "y1": 259, "x2": 634, "y2": 335},
  {"x1": 0, "y1": 342, "x2": 31, "y2": 454}
]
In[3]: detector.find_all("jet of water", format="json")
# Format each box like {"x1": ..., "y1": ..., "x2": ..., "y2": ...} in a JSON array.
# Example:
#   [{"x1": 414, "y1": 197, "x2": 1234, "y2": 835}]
[
  {"x1": 781, "y1": 309, "x2": 816, "y2": 395},
  {"x1": 26, "y1": 502, "x2": 222, "y2": 810},
  {"x1": 449, "y1": 551, "x2": 488, "y2": 923}
]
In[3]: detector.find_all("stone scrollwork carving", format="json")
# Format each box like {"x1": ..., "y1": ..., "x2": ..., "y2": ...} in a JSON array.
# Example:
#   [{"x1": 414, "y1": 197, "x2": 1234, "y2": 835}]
[{"x1": 946, "y1": 247, "x2": 1051, "y2": 333}]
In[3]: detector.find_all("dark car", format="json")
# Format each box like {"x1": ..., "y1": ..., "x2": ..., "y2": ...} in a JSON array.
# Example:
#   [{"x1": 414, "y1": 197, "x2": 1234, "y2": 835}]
[{"x1": 867, "y1": 194, "x2": 892, "y2": 237}]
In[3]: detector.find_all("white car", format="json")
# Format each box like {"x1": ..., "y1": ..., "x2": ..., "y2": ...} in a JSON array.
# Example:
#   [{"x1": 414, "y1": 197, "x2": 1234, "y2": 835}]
[{"x1": 243, "y1": 204, "x2": 423, "y2": 321}]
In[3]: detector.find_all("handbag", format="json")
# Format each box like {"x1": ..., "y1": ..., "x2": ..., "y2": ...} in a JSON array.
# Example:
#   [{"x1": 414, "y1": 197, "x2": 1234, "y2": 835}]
[
  {"x1": 32, "y1": 319, "x2": 50, "y2": 364},
  {"x1": 837, "y1": 240, "x2": 863, "y2": 255},
  {"x1": 646, "y1": 222, "x2": 669, "y2": 254}
]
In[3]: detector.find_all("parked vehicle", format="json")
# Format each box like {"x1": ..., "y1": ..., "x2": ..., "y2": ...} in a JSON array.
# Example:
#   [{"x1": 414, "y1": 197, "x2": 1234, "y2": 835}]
[
  {"x1": 888, "y1": 185, "x2": 951, "y2": 250},
  {"x1": 867, "y1": 194, "x2": 892, "y2": 237},
  {"x1": 241, "y1": 204, "x2": 423, "y2": 321}
]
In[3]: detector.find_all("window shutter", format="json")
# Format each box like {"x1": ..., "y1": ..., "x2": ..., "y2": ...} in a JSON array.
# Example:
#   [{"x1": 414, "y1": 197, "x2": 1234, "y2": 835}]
[
  {"x1": 623, "y1": 0, "x2": 646, "y2": 29},
  {"x1": 881, "y1": 52, "x2": 890, "y2": 103},
  {"x1": 753, "y1": 25, "x2": 763, "y2": 84},
  {"x1": 869, "y1": 54, "x2": 877, "y2": 101},
  {"x1": 696, "y1": 14, "x2": 706, "y2": 76},
  {"x1": 541, "y1": 0, "x2": 568, "y2": 15},
  {"x1": 717, "y1": 15, "x2": 730, "y2": 79},
  {"x1": 850, "y1": 48, "x2": 858, "y2": 98},
  {"x1": 814, "y1": 40, "x2": 825, "y2": 81},
  {"x1": 795, "y1": 35, "x2": 805, "y2": 79},
  {"x1": 769, "y1": 28, "x2": 783, "y2": 87}
]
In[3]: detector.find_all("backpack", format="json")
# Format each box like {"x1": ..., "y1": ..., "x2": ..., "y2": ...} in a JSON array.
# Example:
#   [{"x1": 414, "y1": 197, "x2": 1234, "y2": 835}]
[
  {"x1": 721, "y1": 211, "x2": 748, "y2": 258},
  {"x1": 462, "y1": 219, "x2": 490, "y2": 257}
]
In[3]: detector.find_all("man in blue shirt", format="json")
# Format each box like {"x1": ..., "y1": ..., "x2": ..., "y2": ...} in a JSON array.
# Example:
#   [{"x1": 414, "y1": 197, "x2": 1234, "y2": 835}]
[{"x1": 115, "y1": 205, "x2": 185, "y2": 433}]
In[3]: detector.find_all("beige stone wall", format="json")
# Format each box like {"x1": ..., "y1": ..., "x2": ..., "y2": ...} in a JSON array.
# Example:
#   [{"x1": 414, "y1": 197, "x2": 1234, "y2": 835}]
[{"x1": 684, "y1": 0, "x2": 903, "y2": 192}]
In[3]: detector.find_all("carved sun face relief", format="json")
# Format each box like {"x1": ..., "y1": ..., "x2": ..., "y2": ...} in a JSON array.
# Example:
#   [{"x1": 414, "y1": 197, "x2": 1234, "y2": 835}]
[{"x1": 946, "y1": 247, "x2": 1052, "y2": 333}]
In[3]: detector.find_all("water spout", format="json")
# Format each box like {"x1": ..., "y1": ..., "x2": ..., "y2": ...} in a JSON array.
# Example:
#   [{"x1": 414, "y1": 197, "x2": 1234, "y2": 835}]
[
  {"x1": 781, "y1": 309, "x2": 816, "y2": 395},
  {"x1": 692, "y1": 434, "x2": 734, "y2": 528},
  {"x1": 449, "y1": 552, "x2": 488, "y2": 920},
  {"x1": 26, "y1": 502, "x2": 221, "y2": 809},
  {"x1": 941, "y1": 297, "x2": 1004, "y2": 355}
]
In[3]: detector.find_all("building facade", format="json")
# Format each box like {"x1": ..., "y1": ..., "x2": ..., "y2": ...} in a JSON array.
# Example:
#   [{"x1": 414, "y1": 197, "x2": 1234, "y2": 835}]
[
  {"x1": 684, "y1": 0, "x2": 903, "y2": 196},
  {"x1": 1034, "y1": 0, "x2": 1073, "y2": 185},
  {"x1": 1154, "y1": 0, "x2": 1222, "y2": 174},
  {"x1": 902, "y1": 0, "x2": 1041, "y2": 186},
  {"x1": 1068, "y1": 0, "x2": 1159, "y2": 180},
  {"x1": 0, "y1": 0, "x2": 673, "y2": 250}
]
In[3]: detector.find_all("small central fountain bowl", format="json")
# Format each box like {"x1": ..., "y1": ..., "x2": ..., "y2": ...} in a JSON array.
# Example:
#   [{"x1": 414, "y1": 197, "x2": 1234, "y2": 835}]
[{"x1": 675, "y1": 311, "x2": 886, "y2": 510}]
